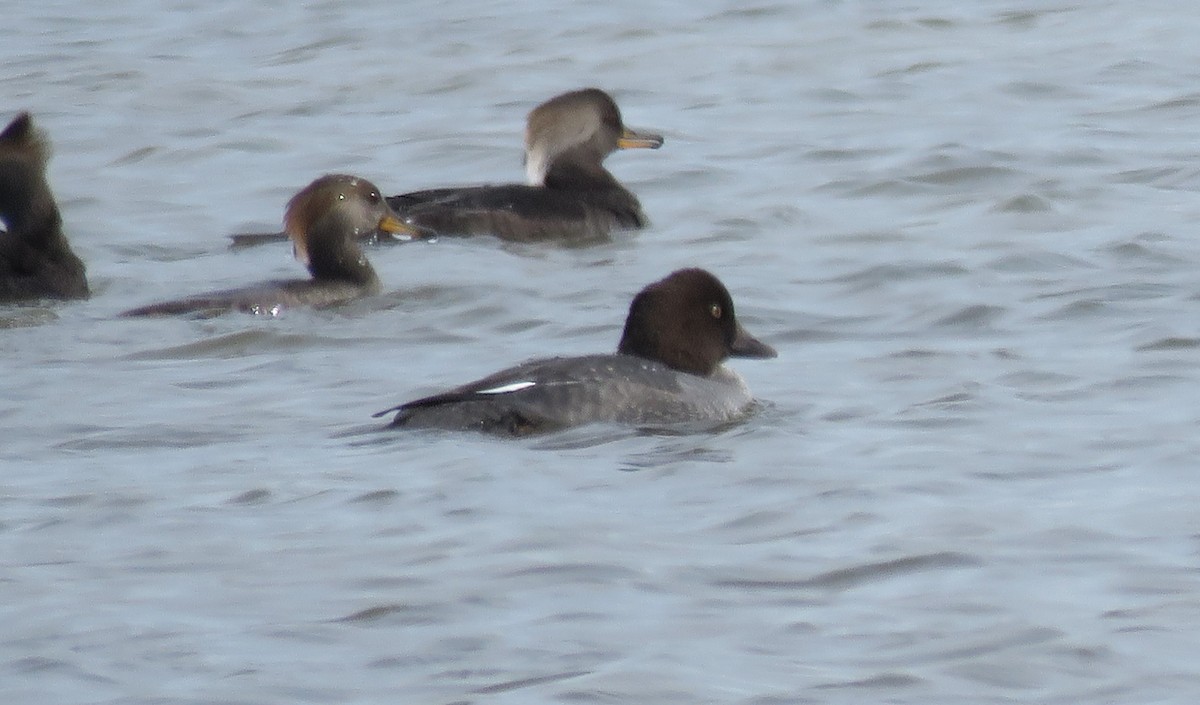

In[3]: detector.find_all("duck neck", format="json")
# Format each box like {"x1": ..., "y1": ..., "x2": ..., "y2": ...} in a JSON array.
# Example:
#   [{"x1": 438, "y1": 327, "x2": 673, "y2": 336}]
[
  {"x1": 2, "y1": 175, "x2": 70, "y2": 253},
  {"x1": 302, "y1": 216, "x2": 378, "y2": 287},
  {"x1": 542, "y1": 148, "x2": 622, "y2": 191}
]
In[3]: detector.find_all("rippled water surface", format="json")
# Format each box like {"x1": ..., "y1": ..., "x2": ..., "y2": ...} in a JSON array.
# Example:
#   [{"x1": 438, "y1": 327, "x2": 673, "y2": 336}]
[{"x1": 5, "y1": 1, "x2": 1200, "y2": 703}]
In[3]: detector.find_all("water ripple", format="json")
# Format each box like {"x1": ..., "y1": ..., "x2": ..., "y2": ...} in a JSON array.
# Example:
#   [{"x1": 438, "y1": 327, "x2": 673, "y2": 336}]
[{"x1": 712, "y1": 552, "x2": 981, "y2": 592}]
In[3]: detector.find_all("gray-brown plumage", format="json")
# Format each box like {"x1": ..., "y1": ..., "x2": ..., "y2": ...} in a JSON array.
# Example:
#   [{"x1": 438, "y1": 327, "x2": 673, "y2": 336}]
[
  {"x1": 228, "y1": 88, "x2": 663, "y2": 248},
  {"x1": 375, "y1": 269, "x2": 776, "y2": 436},
  {"x1": 0, "y1": 112, "x2": 88, "y2": 301},
  {"x1": 124, "y1": 175, "x2": 415, "y2": 317},
  {"x1": 389, "y1": 88, "x2": 663, "y2": 241}
]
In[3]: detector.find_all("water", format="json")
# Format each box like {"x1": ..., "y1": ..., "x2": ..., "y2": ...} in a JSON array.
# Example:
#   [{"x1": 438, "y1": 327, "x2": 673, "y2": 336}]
[{"x1": 4, "y1": 0, "x2": 1200, "y2": 702}]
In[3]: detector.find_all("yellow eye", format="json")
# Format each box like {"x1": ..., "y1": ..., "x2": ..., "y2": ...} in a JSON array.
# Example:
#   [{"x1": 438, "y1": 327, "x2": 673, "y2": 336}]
[{"x1": 710, "y1": 303, "x2": 722, "y2": 319}]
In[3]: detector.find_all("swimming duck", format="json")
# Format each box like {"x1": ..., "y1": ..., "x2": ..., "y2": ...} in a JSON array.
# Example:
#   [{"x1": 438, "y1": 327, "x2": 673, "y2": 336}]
[
  {"x1": 389, "y1": 87, "x2": 663, "y2": 241},
  {"x1": 375, "y1": 268, "x2": 776, "y2": 435},
  {"x1": 0, "y1": 112, "x2": 88, "y2": 301},
  {"x1": 123, "y1": 174, "x2": 415, "y2": 317},
  {"x1": 229, "y1": 88, "x2": 662, "y2": 247}
]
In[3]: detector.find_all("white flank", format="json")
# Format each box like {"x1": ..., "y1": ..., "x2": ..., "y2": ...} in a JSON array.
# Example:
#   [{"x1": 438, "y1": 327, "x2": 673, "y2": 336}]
[{"x1": 478, "y1": 381, "x2": 537, "y2": 395}]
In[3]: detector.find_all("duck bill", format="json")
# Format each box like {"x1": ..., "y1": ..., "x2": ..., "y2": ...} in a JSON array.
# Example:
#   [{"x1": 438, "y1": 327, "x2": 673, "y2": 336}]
[
  {"x1": 617, "y1": 127, "x2": 664, "y2": 150},
  {"x1": 377, "y1": 213, "x2": 422, "y2": 240},
  {"x1": 730, "y1": 322, "x2": 777, "y2": 359}
]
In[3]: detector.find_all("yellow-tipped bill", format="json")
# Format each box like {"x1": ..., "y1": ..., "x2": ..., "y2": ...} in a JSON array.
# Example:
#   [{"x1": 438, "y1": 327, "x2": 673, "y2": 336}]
[
  {"x1": 617, "y1": 127, "x2": 664, "y2": 150},
  {"x1": 378, "y1": 214, "x2": 420, "y2": 240}
]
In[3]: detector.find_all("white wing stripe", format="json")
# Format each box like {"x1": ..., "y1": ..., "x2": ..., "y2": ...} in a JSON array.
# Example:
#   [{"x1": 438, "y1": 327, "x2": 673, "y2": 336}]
[{"x1": 477, "y1": 381, "x2": 537, "y2": 395}]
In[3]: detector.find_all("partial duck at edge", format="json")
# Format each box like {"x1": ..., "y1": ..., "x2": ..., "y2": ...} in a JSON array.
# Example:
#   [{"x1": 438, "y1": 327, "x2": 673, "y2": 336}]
[{"x1": 0, "y1": 112, "x2": 88, "y2": 302}]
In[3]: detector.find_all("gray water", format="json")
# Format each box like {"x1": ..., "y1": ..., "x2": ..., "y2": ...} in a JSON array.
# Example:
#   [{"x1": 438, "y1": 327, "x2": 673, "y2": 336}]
[{"x1": 4, "y1": 1, "x2": 1200, "y2": 702}]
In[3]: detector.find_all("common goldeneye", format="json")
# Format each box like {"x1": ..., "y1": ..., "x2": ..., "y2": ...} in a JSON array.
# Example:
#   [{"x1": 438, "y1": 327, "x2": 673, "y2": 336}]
[{"x1": 375, "y1": 268, "x2": 776, "y2": 435}]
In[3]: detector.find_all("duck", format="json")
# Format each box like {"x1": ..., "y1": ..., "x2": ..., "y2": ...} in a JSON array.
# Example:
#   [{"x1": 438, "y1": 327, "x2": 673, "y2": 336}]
[
  {"x1": 229, "y1": 88, "x2": 662, "y2": 247},
  {"x1": 374, "y1": 268, "x2": 776, "y2": 436},
  {"x1": 123, "y1": 174, "x2": 415, "y2": 317},
  {"x1": 389, "y1": 87, "x2": 663, "y2": 241},
  {"x1": 0, "y1": 112, "x2": 88, "y2": 301}
]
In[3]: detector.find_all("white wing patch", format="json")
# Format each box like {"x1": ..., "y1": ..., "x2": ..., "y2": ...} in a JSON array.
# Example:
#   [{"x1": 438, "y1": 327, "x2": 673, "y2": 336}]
[{"x1": 477, "y1": 381, "x2": 537, "y2": 395}]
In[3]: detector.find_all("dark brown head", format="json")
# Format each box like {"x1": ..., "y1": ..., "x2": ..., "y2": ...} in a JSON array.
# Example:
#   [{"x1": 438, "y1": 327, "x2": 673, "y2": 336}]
[
  {"x1": 524, "y1": 88, "x2": 663, "y2": 186},
  {"x1": 617, "y1": 268, "x2": 777, "y2": 376},
  {"x1": 284, "y1": 174, "x2": 416, "y2": 284},
  {"x1": 0, "y1": 112, "x2": 49, "y2": 164},
  {"x1": 0, "y1": 112, "x2": 59, "y2": 238}
]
